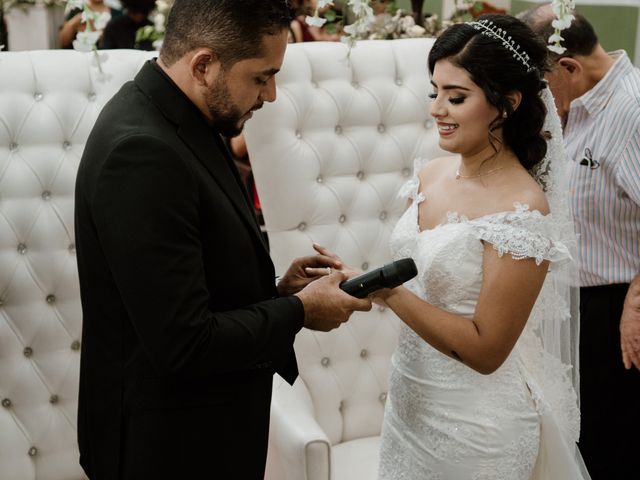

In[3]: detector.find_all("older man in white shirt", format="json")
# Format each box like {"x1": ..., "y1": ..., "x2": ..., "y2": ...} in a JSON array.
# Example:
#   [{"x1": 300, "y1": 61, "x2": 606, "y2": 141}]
[{"x1": 520, "y1": 5, "x2": 640, "y2": 479}]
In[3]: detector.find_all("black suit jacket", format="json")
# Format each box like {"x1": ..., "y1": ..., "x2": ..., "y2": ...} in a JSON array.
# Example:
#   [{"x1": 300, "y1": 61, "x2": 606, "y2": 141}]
[{"x1": 75, "y1": 60, "x2": 304, "y2": 480}]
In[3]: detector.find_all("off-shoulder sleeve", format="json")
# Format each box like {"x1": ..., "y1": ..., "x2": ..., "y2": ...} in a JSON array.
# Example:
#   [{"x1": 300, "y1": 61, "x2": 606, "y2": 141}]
[
  {"x1": 397, "y1": 157, "x2": 429, "y2": 202},
  {"x1": 471, "y1": 204, "x2": 572, "y2": 266}
]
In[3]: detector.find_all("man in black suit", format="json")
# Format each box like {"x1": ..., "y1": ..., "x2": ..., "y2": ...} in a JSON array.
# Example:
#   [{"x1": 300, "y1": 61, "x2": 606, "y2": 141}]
[{"x1": 74, "y1": 1, "x2": 371, "y2": 478}]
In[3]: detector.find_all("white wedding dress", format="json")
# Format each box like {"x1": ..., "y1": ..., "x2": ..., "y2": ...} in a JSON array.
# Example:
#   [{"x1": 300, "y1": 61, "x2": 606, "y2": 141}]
[{"x1": 378, "y1": 157, "x2": 589, "y2": 480}]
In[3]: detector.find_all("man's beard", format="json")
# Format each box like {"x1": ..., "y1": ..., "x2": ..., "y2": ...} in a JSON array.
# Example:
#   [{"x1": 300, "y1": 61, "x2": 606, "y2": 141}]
[{"x1": 204, "y1": 73, "x2": 260, "y2": 138}]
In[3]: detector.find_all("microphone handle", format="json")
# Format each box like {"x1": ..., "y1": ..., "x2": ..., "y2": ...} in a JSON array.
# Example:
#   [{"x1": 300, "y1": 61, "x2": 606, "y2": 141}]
[{"x1": 340, "y1": 270, "x2": 385, "y2": 299}]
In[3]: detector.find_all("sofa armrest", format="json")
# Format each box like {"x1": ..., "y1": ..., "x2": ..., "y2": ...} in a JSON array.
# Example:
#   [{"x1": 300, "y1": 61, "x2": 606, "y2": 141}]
[{"x1": 265, "y1": 375, "x2": 331, "y2": 480}]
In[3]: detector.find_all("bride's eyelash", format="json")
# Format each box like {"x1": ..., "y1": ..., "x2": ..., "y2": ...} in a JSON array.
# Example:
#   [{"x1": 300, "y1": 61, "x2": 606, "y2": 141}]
[{"x1": 428, "y1": 93, "x2": 466, "y2": 105}]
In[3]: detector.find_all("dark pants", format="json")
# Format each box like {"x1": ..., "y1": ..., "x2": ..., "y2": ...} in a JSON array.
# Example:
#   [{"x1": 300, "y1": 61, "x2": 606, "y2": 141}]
[{"x1": 579, "y1": 284, "x2": 640, "y2": 480}]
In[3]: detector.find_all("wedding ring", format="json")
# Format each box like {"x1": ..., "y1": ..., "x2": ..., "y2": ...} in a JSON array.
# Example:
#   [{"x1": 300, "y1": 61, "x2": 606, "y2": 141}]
[{"x1": 326, "y1": 267, "x2": 332, "y2": 275}]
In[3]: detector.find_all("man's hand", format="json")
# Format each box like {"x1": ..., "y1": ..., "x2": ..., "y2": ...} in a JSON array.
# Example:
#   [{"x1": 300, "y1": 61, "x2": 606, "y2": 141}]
[
  {"x1": 295, "y1": 270, "x2": 372, "y2": 332},
  {"x1": 276, "y1": 243, "x2": 342, "y2": 297},
  {"x1": 621, "y1": 277, "x2": 640, "y2": 370}
]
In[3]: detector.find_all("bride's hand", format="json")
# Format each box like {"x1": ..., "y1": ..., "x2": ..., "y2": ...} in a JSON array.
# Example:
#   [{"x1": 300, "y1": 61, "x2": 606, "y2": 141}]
[
  {"x1": 304, "y1": 243, "x2": 362, "y2": 279},
  {"x1": 370, "y1": 287, "x2": 393, "y2": 308}
]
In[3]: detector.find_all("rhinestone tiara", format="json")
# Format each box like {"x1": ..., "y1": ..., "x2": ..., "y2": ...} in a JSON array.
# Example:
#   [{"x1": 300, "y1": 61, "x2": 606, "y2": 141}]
[{"x1": 467, "y1": 20, "x2": 534, "y2": 73}]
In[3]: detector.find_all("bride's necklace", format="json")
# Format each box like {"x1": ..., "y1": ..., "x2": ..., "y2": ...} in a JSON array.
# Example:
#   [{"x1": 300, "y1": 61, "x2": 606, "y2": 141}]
[{"x1": 455, "y1": 163, "x2": 512, "y2": 180}]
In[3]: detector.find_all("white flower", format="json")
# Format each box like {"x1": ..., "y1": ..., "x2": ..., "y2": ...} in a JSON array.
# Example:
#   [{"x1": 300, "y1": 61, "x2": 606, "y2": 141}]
[
  {"x1": 400, "y1": 15, "x2": 416, "y2": 30},
  {"x1": 343, "y1": 23, "x2": 358, "y2": 36},
  {"x1": 156, "y1": 0, "x2": 170, "y2": 12},
  {"x1": 548, "y1": 33, "x2": 564, "y2": 44},
  {"x1": 94, "y1": 11, "x2": 111, "y2": 30},
  {"x1": 317, "y1": 0, "x2": 334, "y2": 8},
  {"x1": 73, "y1": 30, "x2": 101, "y2": 52},
  {"x1": 552, "y1": 15, "x2": 574, "y2": 30},
  {"x1": 305, "y1": 15, "x2": 327, "y2": 27},
  {"x1": 406, "y1": 25, "x2": 426, "y2": 37},
  {"x1": 548, "y1": 44, "x2": 567, "y2": 55},
  {"x1": 154, "y1": 13, "x2": 166, "y2": 32}
]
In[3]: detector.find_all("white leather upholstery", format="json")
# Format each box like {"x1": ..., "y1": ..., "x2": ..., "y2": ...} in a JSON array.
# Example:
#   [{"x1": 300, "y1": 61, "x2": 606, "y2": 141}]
[
  {"x1": 0, "y1": 49, "x2": 155, "y2": 480},
  {"x1": 245, "y1": 39, "x2": 442, "y2": 480},
  {"x1": 0, "y1": 39, "x2": 442, "y2": 480}
]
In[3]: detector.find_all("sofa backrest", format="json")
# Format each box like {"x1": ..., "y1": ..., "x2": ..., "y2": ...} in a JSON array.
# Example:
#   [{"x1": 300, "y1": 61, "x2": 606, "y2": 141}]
[
  {"x1": 0, "y1": 49, "x2": 155, "y2": 480},
  {"x1": 245, "y1": 38, "x2": 443, "y2": 445}
]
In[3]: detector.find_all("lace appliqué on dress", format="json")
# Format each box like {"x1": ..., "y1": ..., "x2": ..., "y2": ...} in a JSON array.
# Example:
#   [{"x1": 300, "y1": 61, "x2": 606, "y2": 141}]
[{"x1": 468, "y1": 203, "x2": 572, "y2": 265}]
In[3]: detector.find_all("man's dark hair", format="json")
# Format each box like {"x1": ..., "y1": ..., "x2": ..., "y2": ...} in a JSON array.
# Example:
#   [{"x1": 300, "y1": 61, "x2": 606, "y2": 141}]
[
  {"x1": 160, "y1": 0, "x2": 292, "y2": 67},
  {"x1": 518, "y1": 4, "x2": 599, "y2": 57}
]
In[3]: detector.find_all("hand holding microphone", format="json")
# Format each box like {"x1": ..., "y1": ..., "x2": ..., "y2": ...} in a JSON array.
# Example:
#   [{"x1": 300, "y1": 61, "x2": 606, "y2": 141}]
[{"x1": 339, "y1": 258, "x2": 418, "y2": 298}]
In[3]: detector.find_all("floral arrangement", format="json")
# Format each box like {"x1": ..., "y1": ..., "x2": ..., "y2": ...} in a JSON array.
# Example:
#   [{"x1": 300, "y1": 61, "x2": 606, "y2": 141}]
[
  {"x1": 134, "y1": 0, "x2": 171, "y2": 50},
  {"x1": 308, "y1": 0, "x2": 576, "y2": 53}
]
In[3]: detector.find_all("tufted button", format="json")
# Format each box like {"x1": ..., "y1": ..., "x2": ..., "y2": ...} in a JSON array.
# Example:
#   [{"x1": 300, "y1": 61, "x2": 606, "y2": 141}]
[
  {"x1": 28, "y1": 446, "x2": 37, "y2": 457},
  {"x1": 33, "y1": 92, "x2": 43, "y2": 101},
  {"x1": 311, "y1": 81, "x2": 318, "y2": 88},
  {"x1": 316, "y1": 176, "x2": 323, "y2": 184},
  {"x1": 356, "y1": 170, "x2": 364, "y2": 180},
  {"x1": 334, "y1": 125, "x2": 342, "y2": 135},
  {"x1": 361, "y1": 262, "x2": 369, "y2": 271},
  {"x1": 377, "y1": 124, "x2": 386, "y2": 133},
  {"x1": 71, "y1": 340, "x2": 81, "y2": 351},
  {"x1": 41, "y1": 190, "x2": 51, "y2": 201},
  {"x1": 295, "y1": 130, "x2": 302, "y2": 139},
  {"x1": 321, "y1": 356, "x2": 330, "y2": 367},
  {"x1": 49, "y1": 394, "x2": 59, "y2": 404},
  {"x1": 2, "y1": 398, "x2": 11, "y2": 408},
  {"x1": 297, "y1": 222, "x2": 307, "y2": 231},
  {"x1": 68, "y1": 243, "x2": 76, "y2": 254},
  {"x1": 351, "y1": 81, "x2": 359, "y2": 88},
  {"x1": 379, "y1": 211, "x2": 388, "y2": 221},
  {"x1": 46, "y1": 294, "x2": 56, "y2": 304},
  {"x1": 378, "y1": 305, "x2": 386, "y2": 312},
  {"x1": 9, "y1": 142, "x2": 18, "y2": 151},
  {"x1": 424, "y1": 119, "x2": 434, "y2": 129},
  {"x1": 339, "y1": 400, "x2": 344, "y2": 411},
  {"x1": 360, "y1": 349, "x2": 368, "y2": 358},
  {"x1": 395, "y1": 78, "x2": 403, "y2": 86},
  {"x1": 338, "y1": 214, "x2": 346, "y2": 224},
  {"x1": 402, "y1": 167, "x2": 411, "y2": 177},
  {"x1": 62, "y1": 140, "x2": 71, "y2": 150},
  {"x1": 379, "y1": 392, "x2": 387, "y2": 402},
  {"x1": 17, "y1": 243, "x2": 27, "y2": 255},
  {"x1": 23, "y1": 346, "x2": 33, "y2": 358},
  {"x1": 88, "y1": 91, "x2": 97, "y2": 101}
]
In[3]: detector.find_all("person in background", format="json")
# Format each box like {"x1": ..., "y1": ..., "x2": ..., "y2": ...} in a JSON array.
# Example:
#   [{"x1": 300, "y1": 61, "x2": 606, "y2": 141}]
[
  {"x1": 59, "y1": 0, "x2": 120, "y2": 49},
  {"x1": 100, "y1": 0, "x2": 156, "y2": 50},
  {"x1": 290, "y1": 0, "x2": 341, "y2": 42},
  {"x1": 520, "y1": 5, "x2": 640, "y2": 479}
]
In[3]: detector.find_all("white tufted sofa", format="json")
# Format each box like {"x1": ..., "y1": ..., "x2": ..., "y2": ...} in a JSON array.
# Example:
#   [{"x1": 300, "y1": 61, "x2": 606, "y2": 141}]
[
  {"x1": 244, "y1": 38, "x2": 442, "y2": 480},
  {"x1": 0, "y1": 39, "x2": 441, "y2": 480},
  {"x1": 0, "y1": 49, "x2": 155, "y2": 480}
]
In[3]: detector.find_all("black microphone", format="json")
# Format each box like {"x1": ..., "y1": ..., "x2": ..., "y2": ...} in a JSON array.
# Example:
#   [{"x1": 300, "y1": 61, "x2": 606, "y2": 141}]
[{"x1": 340, "y1": 258, "x2": 418, "y2": 299}]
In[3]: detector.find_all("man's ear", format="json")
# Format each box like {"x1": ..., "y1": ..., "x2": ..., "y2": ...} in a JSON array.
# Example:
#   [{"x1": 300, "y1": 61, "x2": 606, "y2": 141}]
[
  {"x1": 506, "y1": 90, "x2": 522, "y2": 112},
  {"x1": 557, "y1": 56, "x2": 582, "y2": 76},
  {"x1": 189, "y1": 49, "x2": 220, "y2": 86}
]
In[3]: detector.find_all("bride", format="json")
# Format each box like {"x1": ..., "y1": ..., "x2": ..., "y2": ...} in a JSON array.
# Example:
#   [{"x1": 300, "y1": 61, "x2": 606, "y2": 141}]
[{"x1": 371, "y1": 14, "x2": 589, "y2": 480}]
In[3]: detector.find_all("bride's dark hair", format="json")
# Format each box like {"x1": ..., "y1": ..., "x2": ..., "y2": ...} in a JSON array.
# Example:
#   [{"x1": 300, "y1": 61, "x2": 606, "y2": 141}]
[{"x1": 428, "y1": 14, "x2": 549, "y2": 170}]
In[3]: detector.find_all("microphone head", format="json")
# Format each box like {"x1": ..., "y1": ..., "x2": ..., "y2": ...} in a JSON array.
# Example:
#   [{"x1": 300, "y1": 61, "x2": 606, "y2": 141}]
[{"x1": 381, "y1": 258, "x2": 417, "y2": 288}]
